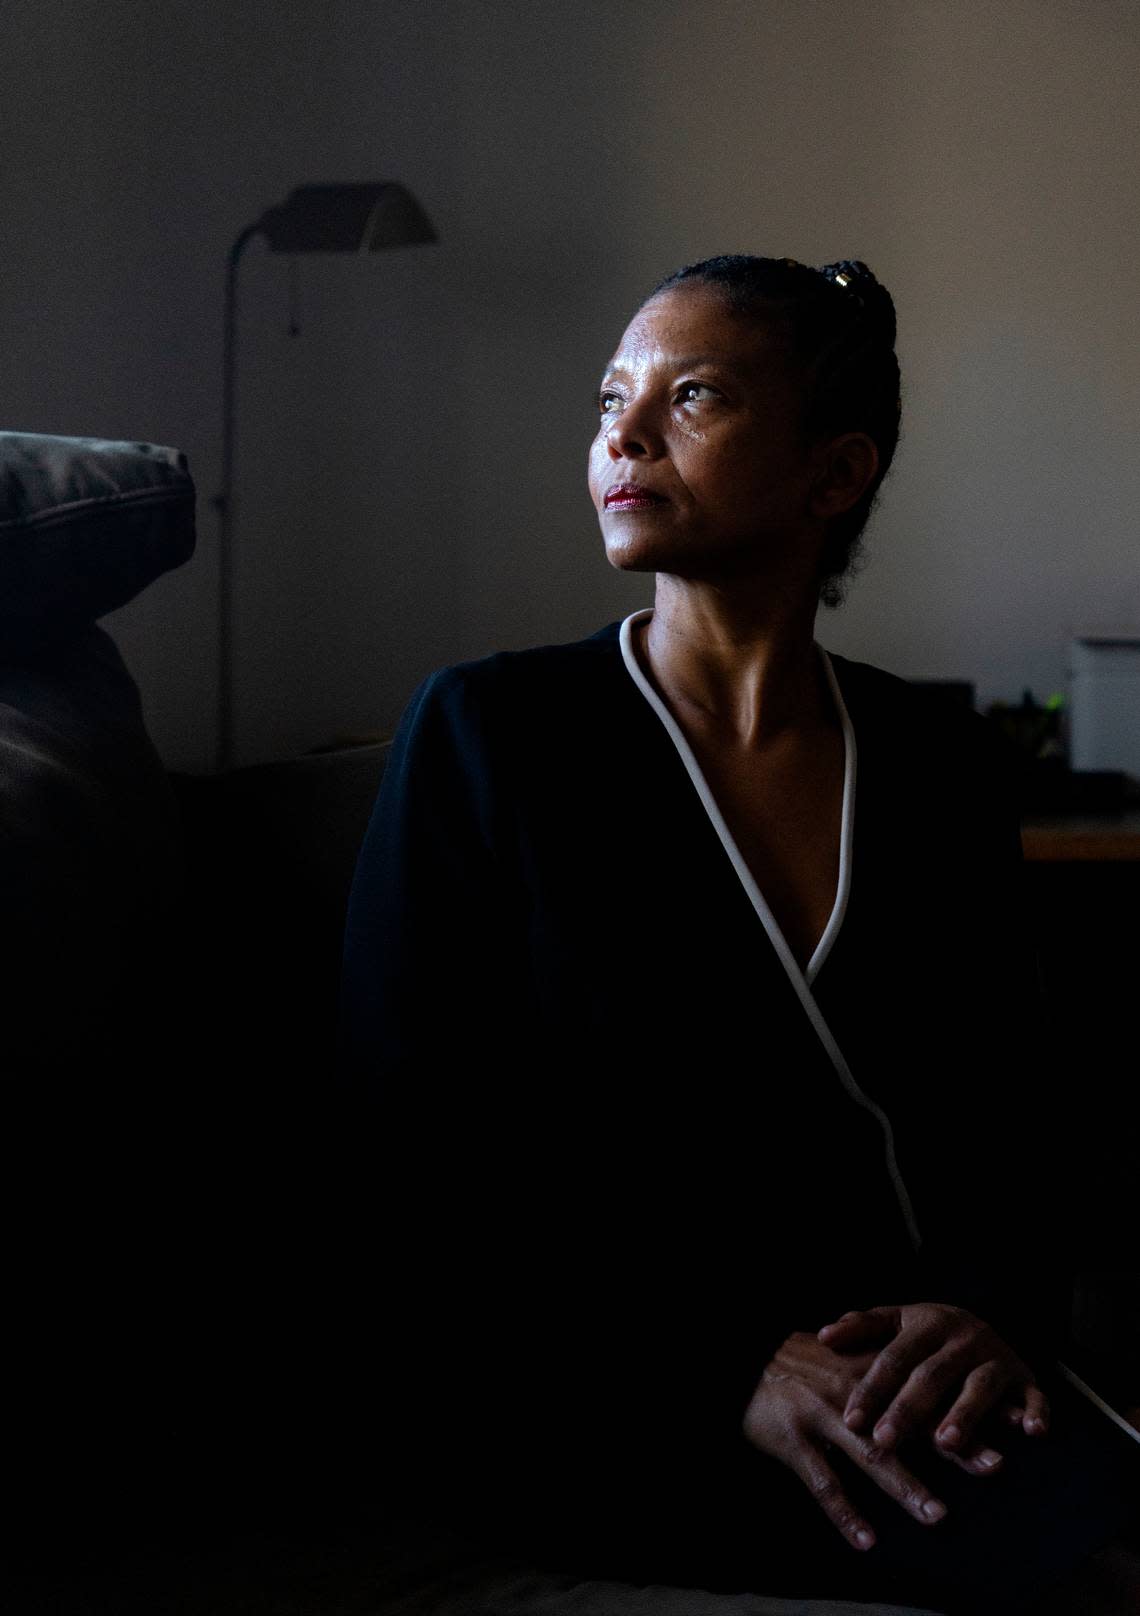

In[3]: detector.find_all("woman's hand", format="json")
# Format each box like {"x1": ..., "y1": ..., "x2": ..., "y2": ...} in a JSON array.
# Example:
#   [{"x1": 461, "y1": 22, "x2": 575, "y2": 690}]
[
  {"x1": 817, "y1": 1303, "x2": 1050, "y2": 1456},
  {"x1": 741, "y1": 1330, "x2": 1005, "y2": 1553}
]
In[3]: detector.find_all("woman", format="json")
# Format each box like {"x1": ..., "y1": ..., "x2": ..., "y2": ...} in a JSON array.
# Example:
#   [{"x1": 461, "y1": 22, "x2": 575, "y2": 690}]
[{"x1": 337, "y1": 256, "x2": 1136, "y2": 1613}]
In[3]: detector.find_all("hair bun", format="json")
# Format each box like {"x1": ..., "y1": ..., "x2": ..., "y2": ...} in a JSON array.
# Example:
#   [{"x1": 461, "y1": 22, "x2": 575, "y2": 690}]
[{"x1": 818, "y1": 260, "x2": 897, "y2": 348}]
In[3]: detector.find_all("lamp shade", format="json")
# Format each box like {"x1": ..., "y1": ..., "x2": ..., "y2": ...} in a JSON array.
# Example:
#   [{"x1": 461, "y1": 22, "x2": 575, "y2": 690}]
[{"x1": 257, "y1": 182, "x2": 436, "y2": 254}]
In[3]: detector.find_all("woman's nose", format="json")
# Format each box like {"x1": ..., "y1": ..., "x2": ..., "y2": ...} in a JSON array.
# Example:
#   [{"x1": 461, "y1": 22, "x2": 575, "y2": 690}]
[{"x1": 605, "y1": 397, "x2": 663, "y2": 460}]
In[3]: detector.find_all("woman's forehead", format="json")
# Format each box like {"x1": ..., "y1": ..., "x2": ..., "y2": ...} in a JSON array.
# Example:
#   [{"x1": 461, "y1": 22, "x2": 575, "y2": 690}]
[{"x1": 605, "y1": 284, "x2": 785, "y2": 379}]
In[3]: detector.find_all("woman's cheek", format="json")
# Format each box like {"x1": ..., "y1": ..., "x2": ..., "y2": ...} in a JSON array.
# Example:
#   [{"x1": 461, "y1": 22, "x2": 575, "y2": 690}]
[{"x1": 673, "y1": 414, "x2": 710, "y2": 445}]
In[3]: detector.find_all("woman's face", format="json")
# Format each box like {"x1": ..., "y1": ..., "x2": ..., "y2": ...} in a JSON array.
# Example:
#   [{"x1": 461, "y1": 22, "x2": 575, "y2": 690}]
[{"x1": 587, "y1": 282, "x2": 822, "y2": 580}]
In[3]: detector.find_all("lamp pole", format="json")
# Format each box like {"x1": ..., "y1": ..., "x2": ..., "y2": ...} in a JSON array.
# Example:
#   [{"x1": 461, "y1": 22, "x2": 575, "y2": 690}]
[
  {"x1": 212, "y1": 184, "x2": 436, "y2": 776},
  {"x1": 213, "y1": 223, "x2": 261, "y2": 775}
]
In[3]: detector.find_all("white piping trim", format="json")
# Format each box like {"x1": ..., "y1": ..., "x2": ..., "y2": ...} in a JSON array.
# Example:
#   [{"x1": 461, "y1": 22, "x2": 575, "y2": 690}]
[
  {"x1": 1056, "y1": 1361, "x2": 1140, "y2": 1446},
  {"x1": 618, "y1": 607, "x2": 921, "y2": 1252},
  {"x1": 807, "y1": 648, "x2": 856, "y2": 985}
]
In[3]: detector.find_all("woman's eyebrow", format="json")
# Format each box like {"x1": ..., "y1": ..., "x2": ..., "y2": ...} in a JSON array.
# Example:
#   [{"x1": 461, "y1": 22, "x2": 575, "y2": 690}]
[
  {"x1": 600, "y1": 353, "x2": 739, "y2": 383},
  {"x1": 671, "y1": 352, "x2": 737, "y2": 371}
]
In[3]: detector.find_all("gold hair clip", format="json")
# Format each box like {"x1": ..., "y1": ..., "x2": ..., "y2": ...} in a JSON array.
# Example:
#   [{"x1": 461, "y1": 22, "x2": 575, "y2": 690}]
[{"x1": 833, "y1": 271, "x2": 851, "y2": 287}]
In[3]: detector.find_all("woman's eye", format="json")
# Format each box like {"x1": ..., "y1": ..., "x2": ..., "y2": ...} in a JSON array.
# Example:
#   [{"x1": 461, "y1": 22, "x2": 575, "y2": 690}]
[
  {"x1": 596, "y1": 390, "x2": 622, "y2": 415},
  {"x1": 677, "y1": 381, "x2": 717, "y2": 404}
]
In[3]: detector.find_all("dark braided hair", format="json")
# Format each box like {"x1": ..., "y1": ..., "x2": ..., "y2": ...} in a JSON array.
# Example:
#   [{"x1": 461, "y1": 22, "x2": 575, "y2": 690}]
[{"x1": 646, "y1": 255, "x2": 902, "y2": 608}]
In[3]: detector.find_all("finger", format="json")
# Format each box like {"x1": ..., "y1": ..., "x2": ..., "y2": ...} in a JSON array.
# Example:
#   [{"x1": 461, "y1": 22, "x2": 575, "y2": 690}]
[
  {"x1": 835, "y1": 1423, "x2": 949, "y2": 1529},
  {"x1": 818, "y1": 1308, "x2": 898, "y2": 1353},
  {"x1": 871, "y1": 1345, "x2": 973, "y2": 1450},
  {"x1": 843, "y1": 1325, "x2": 946, "y2": 1440},
  {"x1": 788, "y1": 1442, "x2": 877, "y2": 1553},
  {"x1": 935, "y1": 1435, "x2": 1005, "y2": 1477},
  {"x1": 934, "y1": 1360, "x2": 1014, "y2": 1452},
  {"x1": 1021, "y1": 1383, "x2": 1050, "y2": 1436}
]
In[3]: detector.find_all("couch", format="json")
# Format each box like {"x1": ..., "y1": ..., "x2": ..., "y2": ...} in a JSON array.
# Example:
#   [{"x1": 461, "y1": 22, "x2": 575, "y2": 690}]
[{"x1": 2, "y1": 432, "x2": 393, "y2": 1582}]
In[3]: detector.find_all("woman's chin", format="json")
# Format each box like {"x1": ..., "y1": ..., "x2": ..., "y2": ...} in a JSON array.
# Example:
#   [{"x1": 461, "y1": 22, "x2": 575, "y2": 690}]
[
  {"x1": 605, "y1": 549, "x2": 656, "y2": 574},
  {"x1": 603, "y1": 541, "x2": 717, "y2": 580},
  {"x1": 602, "y1": 535, "x2": 673, "y2": 573}
]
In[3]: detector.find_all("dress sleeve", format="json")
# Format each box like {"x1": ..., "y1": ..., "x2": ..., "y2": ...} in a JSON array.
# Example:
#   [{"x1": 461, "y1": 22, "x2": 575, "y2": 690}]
[
  {"x1": 333, "y1": 663, "x2": 548, "y2": 1528},
  {"x1": 338, "y1": 662, "x2": 531, "y2": 1091}
]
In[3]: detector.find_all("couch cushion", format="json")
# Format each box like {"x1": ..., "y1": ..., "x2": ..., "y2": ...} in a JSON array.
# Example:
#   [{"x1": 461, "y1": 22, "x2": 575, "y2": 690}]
[
  {"x1": 0, "y1": 432, "x2": 193, "y2": 1082},
  {"x1": 0, "y1": 431, "x2": 195, "y2": 654},
  {"x1": 3, "y1": 436, "x2": 195, "y2": 1558}
]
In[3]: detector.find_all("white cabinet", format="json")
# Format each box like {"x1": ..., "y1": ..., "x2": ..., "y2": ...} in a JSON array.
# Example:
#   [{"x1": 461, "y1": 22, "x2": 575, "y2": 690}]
[{"x1": 1068, "y1": 632, "x2": 1140, "y2": 777}]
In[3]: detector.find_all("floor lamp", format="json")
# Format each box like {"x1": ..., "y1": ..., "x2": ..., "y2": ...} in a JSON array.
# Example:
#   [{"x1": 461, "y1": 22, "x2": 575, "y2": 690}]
[{"x1": 213, "y1": 182, "x2": 437, "y2": 774}]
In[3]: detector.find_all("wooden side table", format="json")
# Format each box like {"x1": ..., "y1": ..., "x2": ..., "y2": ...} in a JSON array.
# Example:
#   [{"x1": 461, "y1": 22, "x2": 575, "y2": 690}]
[
  {"x1": 1020, "y1": 809, "x2": 1139, "y2": 1417},
  {"x1": 1022, "y1": 807, "x2": 1140, "y2": 862}
]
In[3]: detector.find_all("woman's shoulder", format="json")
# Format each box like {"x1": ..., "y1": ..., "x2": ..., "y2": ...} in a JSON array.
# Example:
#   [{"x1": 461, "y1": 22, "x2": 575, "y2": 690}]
[
  {"x1": 825, "y1": 648, "x2": 1025, "y2": 799},
  {"x1": 416, "y1": 618, "x2": 628, "y2": 720},
  {"x1": 392, "y1": 620, "x2": 630, "y2": 753},
  {"x1": 438, "y1": 617, "x2": 623, "y2": 679}
]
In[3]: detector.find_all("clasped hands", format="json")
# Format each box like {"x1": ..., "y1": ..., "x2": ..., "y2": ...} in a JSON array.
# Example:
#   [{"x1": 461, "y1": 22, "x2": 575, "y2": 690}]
[{"x1": 741, "y1": 1302, "x2": 1050, "y2": 1552}]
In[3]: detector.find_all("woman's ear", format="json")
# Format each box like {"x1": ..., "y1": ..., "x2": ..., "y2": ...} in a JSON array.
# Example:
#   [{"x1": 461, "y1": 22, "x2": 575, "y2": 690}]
[{"x1": 809, "y1": 432, "x2": 880, "y2": 520}]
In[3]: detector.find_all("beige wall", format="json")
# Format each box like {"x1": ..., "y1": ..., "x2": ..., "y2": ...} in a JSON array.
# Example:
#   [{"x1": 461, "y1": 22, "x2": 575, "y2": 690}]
[{"x1": 4, "y1": 0, "x2": 1137, "y2": 768}]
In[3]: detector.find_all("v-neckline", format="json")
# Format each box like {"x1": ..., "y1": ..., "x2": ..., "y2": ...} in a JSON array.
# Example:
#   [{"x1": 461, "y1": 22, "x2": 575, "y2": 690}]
[{"x1": 618, "y1": 606, "x2": 856, "y2": 992}]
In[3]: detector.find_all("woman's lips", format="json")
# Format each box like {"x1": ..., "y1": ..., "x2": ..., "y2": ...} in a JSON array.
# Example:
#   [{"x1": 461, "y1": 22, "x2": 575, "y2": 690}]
[{"x1": 604, "y1": 487, "x2": 668, "y2": 510}]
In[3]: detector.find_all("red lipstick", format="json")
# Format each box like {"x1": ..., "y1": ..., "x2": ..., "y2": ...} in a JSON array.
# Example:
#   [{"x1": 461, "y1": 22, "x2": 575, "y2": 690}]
[{"x1": 604, "y1": 483, "x2": 668, "y2": 509}]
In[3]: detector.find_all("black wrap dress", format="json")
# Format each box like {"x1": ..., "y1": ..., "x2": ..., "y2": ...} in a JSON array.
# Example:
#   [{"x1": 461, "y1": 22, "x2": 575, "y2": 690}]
[{"x1": 337, "y1": 609, "x2": 1135, "y2": 1611}]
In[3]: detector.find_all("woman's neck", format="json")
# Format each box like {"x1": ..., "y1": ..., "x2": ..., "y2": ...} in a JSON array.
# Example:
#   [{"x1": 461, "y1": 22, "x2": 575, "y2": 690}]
[{"x1": 637, "y1": 577, "x2": 832, "y2": 750}]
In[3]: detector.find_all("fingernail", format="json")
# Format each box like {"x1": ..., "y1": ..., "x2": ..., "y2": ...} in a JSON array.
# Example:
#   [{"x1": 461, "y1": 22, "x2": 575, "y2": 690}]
[
  {"x1": 845, "y1": 1407, "x2": 865, "y2": 1431},
  {"x1": 922, "y1": 1499, "x2": 947, "y2": 1522},
  {"x1": 977, "y1": 1449, "x2": 1001, "y2": 1469},
  {"x1": 873, "y1": 1421, "x2": 896, "y2": 1447},
  {"x1": 938, "y1": 1423, "x2": 961, "y2": 1447},
  {"x1": 1026, "y1": 1416, "x2": 1045, "y2": 1433},
  {"x1": 856, "y1": 1528, "x2": 875, "y2": 1550}
]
